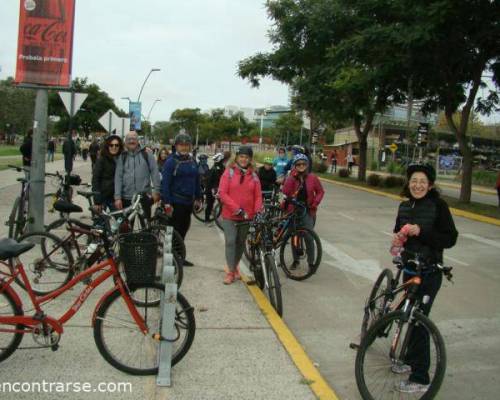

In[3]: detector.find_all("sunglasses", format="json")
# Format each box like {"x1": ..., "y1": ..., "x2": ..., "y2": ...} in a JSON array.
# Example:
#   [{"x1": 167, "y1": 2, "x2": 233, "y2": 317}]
[{"x1": 109, "y1": 143, "x2": 120, "y2": 148}]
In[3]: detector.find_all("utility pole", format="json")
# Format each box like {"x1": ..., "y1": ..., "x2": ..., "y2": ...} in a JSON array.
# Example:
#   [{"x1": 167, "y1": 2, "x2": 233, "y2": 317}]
[
  {"x1": 29, "y1": 89, "x2": 48, "y2": 232},
  {"x1": 406, "y1": 78, "x2": 413, "y2": 161}
]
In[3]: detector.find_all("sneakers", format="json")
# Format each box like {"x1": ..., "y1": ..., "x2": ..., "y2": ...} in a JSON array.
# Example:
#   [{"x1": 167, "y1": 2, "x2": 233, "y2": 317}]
[
  {"x1": 391, "y1": 361, "x2": 412, "y2": 374},
  {"x1": 395, "y1": 379, "x2": 429, "y2": 393},
  {"x1": 234, "y1": 266, "x2": 241, "y2": 280},
  {"x1": 223, "y1": 271, "x2": 235, "y2": 285}
]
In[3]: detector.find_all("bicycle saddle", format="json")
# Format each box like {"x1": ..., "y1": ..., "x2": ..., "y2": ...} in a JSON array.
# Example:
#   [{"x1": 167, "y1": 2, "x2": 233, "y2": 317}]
[
  {"x1": 53, "y1": 199, "x2": 83, "y2": 213},
  {"x1": 0, "y1": 238, "x2": 35, "y2": 261}
]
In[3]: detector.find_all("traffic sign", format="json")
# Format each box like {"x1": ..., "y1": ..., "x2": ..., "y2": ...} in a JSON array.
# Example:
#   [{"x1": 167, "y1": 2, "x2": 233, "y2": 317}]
[
  {"x1": 389, "y1": 143, "x2": 398, "y2": 153},
  {"x1": 98, "y1": 110, "x2": 129, "y2": 137},
  {"x1": 58, "y1": 91, "x2": 88, "y2": 117}
]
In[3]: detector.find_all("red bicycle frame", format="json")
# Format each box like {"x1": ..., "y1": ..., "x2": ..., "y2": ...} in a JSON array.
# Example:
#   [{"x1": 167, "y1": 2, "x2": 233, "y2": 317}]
[{"x1": 0, "y1": 256, "x2": 149, "y2": 336}]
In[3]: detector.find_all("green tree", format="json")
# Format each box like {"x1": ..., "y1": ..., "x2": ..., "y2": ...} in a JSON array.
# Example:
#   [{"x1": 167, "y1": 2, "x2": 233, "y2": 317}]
[
  {"x1": 169, "y1": 108, "x2": 205, "y2": 136},
  {"x1": 273, "y1": 112, "x2": 304, "y2": 145}
]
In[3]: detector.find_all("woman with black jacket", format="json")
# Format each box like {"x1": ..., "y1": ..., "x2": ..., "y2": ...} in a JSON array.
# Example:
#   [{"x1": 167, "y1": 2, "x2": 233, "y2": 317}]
[
  {"x1": 92, "y1": 135, "x2": 123, "y2": 211},
  {"x1": 392, "y1": 163, "x2": 458, "y2": 394}
]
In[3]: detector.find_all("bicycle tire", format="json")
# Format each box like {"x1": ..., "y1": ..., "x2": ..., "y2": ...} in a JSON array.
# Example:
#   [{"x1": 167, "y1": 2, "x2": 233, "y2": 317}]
[
  {"x1": 264, "y1": 253, "x2": 283, "y2": 317},
  {"x1": 360, "y1": 268, "x2": 393, "y2": 341},
  {"x1": 94, "y1": 284, "x2": 195, "y2": 375},
  {"x1": 279, "y1": 227, "x2": 322, "y2": 281},
  {"x1": 214, "y1": 203, "x2": 223, "y2": 231},
  {"x1": 0, "y1": 285, "x2": 24, "y2": 362},
  {"x1": 7, "y1": 196, "x2": 22, "y2": 239},
  {"x1": 12, "y1": 231, "x2": 75, "y2": 296},
  {"x1": 45, "y1": 218, "x2": 92, "y2": 256},
  {"x1": 355, "y1": 310, "x2": 446, "y2": 400}
]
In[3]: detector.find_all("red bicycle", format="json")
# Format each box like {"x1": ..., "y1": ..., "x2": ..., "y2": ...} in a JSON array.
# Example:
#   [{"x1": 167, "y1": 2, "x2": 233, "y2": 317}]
[{"x1": 0, "y1": 227, "x2": 195, "y2": 375}]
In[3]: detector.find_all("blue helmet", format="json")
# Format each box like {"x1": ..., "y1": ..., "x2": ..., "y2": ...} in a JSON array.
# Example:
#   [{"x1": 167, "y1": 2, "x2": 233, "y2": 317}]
[
  {"x1": 291, "y1": 145, "x2": 305, "y2": 155},
  {"x1": 292, "y1": 153, "x2": 309, "y2": 165}
]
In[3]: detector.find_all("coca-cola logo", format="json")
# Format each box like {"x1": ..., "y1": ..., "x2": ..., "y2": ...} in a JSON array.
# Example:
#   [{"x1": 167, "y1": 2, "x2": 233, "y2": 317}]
[{"x1": 24, "y1": 20, "x2": 67, "y2": 43}]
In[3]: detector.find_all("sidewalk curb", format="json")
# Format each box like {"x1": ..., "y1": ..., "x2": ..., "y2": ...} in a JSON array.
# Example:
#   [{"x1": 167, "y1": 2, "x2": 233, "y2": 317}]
[
  {"x1": 243, "y1": 276, "x2": 340, "y2": 400},
  {"x1": 437, "y1": 181, "x2": 496, "y2": 196},
  {"x1": 319, "y1": 177, "x2": 500, "y2": 227}
]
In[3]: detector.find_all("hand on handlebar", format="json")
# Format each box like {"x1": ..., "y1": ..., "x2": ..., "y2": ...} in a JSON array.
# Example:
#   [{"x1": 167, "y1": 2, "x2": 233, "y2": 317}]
[{"x1": 114, "y1": 199, "x2": 123, "y2": 210}]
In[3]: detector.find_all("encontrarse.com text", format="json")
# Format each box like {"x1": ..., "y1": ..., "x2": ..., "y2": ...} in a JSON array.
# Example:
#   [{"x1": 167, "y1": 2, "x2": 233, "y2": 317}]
[{"x1": 0, "y1": 381, "x2": 132, "y2": 394}]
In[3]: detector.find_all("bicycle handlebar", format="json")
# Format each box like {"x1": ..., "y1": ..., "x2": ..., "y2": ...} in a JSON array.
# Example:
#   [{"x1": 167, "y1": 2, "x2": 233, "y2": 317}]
[{"x1": 393, "y1": 253, "x2": 454, "y2": 282}]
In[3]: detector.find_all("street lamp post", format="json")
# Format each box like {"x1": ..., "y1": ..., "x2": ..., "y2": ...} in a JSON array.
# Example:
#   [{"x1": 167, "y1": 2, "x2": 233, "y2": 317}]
[
  {"x1": 147, "y1": 99, "x2": 161, "y2": 121},
  {"x1": 137, "y1": 68, "x2": 161, "y2": 102}
]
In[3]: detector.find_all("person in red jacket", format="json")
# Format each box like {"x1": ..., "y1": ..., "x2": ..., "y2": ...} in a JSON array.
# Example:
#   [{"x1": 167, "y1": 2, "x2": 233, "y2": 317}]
[
  {"x1": 282, "y1": 153, "x2": 325, "y2": 271},
  {"x1": 219, "y1": 146, "x2": 263, "y2": 285}
]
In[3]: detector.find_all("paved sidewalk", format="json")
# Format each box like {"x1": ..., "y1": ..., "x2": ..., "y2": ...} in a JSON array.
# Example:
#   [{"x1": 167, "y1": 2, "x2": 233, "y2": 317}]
[{"x1": 0, "y1": 161, "x2": 318, "y2": 400}]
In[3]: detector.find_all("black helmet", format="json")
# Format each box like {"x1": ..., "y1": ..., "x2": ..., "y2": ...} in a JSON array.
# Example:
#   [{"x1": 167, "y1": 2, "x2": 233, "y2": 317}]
[
  {"x1": 236, "y1": 145, "x2": 253, "y2": 158},
  {"x1": 406, "y1": 163, "x2": 436, "y2": 183},
  {"x1": 198, "y1": 154, "x2": 208, "y2": 160},
  {"x1": 174, "y1": 132, "x2": 192, "y2": 145}
]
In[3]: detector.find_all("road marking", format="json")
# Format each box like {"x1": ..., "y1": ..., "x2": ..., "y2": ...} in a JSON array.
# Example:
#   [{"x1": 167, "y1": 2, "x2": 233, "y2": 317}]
[
  {"x1": 444, "y1": 255, "x2": 469, "y2": 267},
  {"x1": 461, "y1": 233, "x2": 500, "y2": 249},
  {"x1": 321, "y1": 238, "x2": 381, "y2": 281},
  {"x1": 215, "y1": 223, "x2": 339, "y2": 400},
  {"x1": 338, "y1": 212, "x2": 355, "y2": 221}
]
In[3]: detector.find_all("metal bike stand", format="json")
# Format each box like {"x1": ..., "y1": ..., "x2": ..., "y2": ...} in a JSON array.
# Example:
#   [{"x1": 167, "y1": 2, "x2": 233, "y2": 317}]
[{"x1": 157, "y1": 226, "x2": 177, "y2": 386}]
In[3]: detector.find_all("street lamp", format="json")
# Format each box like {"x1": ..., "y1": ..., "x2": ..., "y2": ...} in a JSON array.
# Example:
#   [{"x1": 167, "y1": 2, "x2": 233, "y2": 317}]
[
  {"x1": 137, "y1": 68, "x2": 161, "y2": 102},
  {"x1": 147, "y1": 99, "x2": 161, "y2": 121},
  {"x1": 121, "y1": 96, "x2": 131, "y2": 102}
]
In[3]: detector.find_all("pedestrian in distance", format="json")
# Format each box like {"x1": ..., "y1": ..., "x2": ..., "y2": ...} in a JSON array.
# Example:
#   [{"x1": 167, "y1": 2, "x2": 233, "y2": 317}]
[
  {"x1": 75, "y1": 137, "x2": 81, "y2": 160},
  {"x1": 62, "y1": 131, "x2": 77, "y2": 174},
  {"x1": 114, "y1": 131, "x2": 161, "y2": 219},
  {"x1": 204, "y1": 152, "x2": 228, "y2": 224},
  {"x1": 282, "y1": 153, "x2": 325, "y2": 271},
  {"x1": 391, "y1": 163, "x2": 458, "y2": 394},
  {"x1": 330, "y1": 152, "x2": 337, "y2": 173},
  {"x1": 273, "y1": 146, "x2": 288, "y2": 183},
  {"x1": 219, "y1": 145, "x2": 263, "y2": 285},
  {"x1": 346, "y1": 152, "x2": 354, "y2": 173},
  {"x1": 92, "y1": 134, "x2": 123, "y2": 212},
  {"x1": 258, "y1": 157, "x2": 278, "y2": 192},
  {"x1": 19, "y1": 129, "x2": 33, "y2": 179},
  {"x1": 161, "y1": 132, "x2": 202, "y2": 267},
  {"x1": 47, "y1": 137, "x2": 56, "y2": 162},
  {"x1": 81, "y1": 138, "x2": 90, "y2": 161},
  {"x1": 157, "y1": 146, "x2": 170, "y2": 175},
  {"x1": 89, "y1": 138, "x2": 100, "y2": 168}
]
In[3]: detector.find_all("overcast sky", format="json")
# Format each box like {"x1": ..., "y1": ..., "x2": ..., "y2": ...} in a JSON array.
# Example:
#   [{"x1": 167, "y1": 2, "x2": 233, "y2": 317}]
[
  {"x1": 0, "y1": 0, "x2": 290, "y2": 123},
  {"x1": 1, "y1": 1, "x2": 498, "y2": 125}
]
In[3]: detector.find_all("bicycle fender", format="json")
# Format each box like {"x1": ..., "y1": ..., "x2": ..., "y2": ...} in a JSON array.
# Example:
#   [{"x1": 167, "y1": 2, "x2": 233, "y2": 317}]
[{"x1": 91, "y1": 286, "x2": 119, "y2": 327}]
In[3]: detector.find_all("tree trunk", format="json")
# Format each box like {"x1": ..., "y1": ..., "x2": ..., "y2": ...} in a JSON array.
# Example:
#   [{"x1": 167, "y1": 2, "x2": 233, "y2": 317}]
[
  {"x1": 460, "y1": 147, "x2": 473, "y2": 202},
  {"x1": 358, "y1": 136, "x2": 368, "y2": 181}
]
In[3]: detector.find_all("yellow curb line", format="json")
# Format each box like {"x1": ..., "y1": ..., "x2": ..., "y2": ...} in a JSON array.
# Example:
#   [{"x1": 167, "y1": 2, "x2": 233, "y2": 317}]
[
  {"x1": 242, "y1": 276, "x2": 340, "y2": 400},
  {"x1": 437, "y1": 181, "x2": 496, "y2": 195},
  {"x1": 319, "y1": 177, "x2": 500, "y2": 227}
]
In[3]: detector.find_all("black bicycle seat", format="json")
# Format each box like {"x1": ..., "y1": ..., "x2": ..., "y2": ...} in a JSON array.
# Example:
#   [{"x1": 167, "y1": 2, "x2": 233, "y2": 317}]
[
  {"x1": 0, "y1": 238, "x2": 35, "y2": 261},
  {"x1": 53, "y1": 199, "x2": 83, "y2": 213}
]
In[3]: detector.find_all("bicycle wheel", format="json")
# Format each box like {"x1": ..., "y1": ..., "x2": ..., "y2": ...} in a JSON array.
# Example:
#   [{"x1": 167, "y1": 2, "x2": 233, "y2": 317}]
[
  {"x1": 355, "y1": 310, "x2": 446, "y2": 400},
  {"x1": 279, "y1": 227, "x2": 322, "y2": 281},
  {"x1": 94, "y1": 283, "x2": 195, "y2": 375},
  {"x1": 151, "y1": 224, "x2": 187, "y2": 263},
  {"x1": 360, "y1": 268, "x2": 394, "y2": 341},
  {"x1": 7, "y1": 197, "x2": 23, "y2": 239},
  {"x1": 192, "y1": 197, "x2": 209, "y2": 222},
  {"x1": 13, "y1": 232, "x2": 74, "y2": 295},
  {"x1": 264, "y1": 253, "x2": 283, "y2": 317},
  {"x1": 214, "y1": 203, "x2": 223, "y2": 231},
  {"x1": 45, "y1": 218, "x2": 92, "y2": 257},
  {"x1": 0, "y1": 285, "x2": 24, "y2": 362}
]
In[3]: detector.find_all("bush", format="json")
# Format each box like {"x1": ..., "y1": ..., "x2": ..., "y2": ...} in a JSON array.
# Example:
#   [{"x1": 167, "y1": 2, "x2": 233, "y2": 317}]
[
  {"x1": 338, "y1": 168, "x2": 351, "y2": 178},
  {"x1": 383, "y1": 175, "x2": 405, "y2": 188},
  {"x1": 370, "y1": 160, "x2": 378, "y2": 171},
  {"x1": 367, "y1": 174, "x2": 382, "y2": 186},
  {"x1": 312, "y1": 161, "x2": 328, "y2": 173},
  {"x1": 387, "y1": 161, "x2": 404, "y2": 175}
]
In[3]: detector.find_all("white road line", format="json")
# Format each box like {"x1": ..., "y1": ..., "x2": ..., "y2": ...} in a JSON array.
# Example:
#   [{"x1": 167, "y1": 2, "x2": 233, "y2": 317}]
[
  {"x1": 338, "y1": 212, "x2": 355, "y2": 221},
  {"x1": 461, "y1": 233, "x2": 500, "y2": 249},
  {"x1": 443, "y1": 255, "x2": 469, "y2": 267}
]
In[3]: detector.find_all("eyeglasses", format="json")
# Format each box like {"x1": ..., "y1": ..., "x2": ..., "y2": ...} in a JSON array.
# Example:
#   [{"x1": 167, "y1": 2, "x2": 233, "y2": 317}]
[{"x1": 109, "y1": 143, "x2": 120, "y2": 148}]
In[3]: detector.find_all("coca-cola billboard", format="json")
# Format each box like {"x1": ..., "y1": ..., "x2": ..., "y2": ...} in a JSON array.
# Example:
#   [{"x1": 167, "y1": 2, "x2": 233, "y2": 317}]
[{"x1": 15, "y1": 0, "x2": 76, "y2": 87}]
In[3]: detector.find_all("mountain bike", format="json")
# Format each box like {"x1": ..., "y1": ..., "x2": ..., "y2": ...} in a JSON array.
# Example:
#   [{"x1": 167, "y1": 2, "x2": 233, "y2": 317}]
[
  {"x1": 241, "y1": 213, "x2": 283, "y2": 317},
  {"x1": 192, "y1": 190, "x2": 222, "y2": 225},
  {"x1": 353, "y1": 254, "x2": 453, "y2": 400},
  {"x1": 0, "y1": 230, "x2": 195, "y2": 374}
]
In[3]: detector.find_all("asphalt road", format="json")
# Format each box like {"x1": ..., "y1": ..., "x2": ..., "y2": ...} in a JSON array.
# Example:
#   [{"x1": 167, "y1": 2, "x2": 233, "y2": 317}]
[
  {"x1": 278, "y1": 179, "x2": 500, "y2": 399},
  {"x1": 439, "y1": 185, "x2": 498, "y2": 206}
]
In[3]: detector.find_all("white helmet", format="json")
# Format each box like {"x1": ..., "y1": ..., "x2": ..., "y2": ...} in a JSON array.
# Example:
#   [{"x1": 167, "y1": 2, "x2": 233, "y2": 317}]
[{"x1": 212, "y1": 152, "x2": 224, "y2": 163}]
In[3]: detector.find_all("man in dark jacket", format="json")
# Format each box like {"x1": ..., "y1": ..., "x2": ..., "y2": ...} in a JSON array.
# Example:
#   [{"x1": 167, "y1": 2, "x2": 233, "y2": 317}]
[
  {"x1": 63, "y1": 131, "x2": 77, "y2": 174},
  {"x1": 161, "y1": 132, "x2": 202, "y2": 266},
  {"x1": 89, "y1": 139, "x2": 100, "y2": 168},
  {"x1": 258, "y1": 157, "x2": 278, "y2": 192},
  {"x1": 19, "y1": 129, "x2": 33, "y2": 167}
]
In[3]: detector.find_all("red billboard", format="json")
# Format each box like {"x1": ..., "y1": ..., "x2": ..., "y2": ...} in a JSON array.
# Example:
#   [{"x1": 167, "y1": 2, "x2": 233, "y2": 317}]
[{"x1": 15, "y1": 0, "x2": 76, "y2": 87}]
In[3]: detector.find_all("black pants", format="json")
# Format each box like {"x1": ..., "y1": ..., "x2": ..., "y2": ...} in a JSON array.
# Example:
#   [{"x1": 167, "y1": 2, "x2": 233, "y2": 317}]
[
  {"x1": 403, "y1": 270, "x2": 443, "y2": 384},
  {"x1": 205, "y1": 191, "x2": 215, "y2": 222},
  {"x1": 172, "y1": 203, "x2": 193, "y2": 239}
]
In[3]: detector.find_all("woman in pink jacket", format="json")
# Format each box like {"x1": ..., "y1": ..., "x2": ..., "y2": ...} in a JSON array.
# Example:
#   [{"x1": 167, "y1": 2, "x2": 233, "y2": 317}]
[
  {"x1": 282, "y1": 153, "x2": 325, "y2": 271},
  {"x1": 219, "y1": 146, "x2": 263, "y2": 284}
]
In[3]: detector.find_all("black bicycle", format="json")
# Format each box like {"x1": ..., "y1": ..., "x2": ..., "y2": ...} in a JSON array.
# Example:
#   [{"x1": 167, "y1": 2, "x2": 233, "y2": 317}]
[{"x1": 354, "y1": 254, "x2": 453, "y2": 400}]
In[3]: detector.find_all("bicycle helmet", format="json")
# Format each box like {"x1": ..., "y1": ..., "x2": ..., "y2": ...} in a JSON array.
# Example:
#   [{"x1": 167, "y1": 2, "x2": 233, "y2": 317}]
[
  {"x1": 198, "y1": 154, "x2": 208, "y2": 161},
  {"x1": 174, "y1": 132, "x2": 192, "y2": 145},
  {"x1": 292, "y1": 145, "x2": 305, "y2": 155},
  {"x1": 292, "y1": 153, "x2": 309, "y2": 165},
  {"x1": 263, "y1": 157, "x2": 273, "y2": 164},
  {"x1": 406, "y1": 163, "x2": 436, "y2": 183},
  {"x1": 212, "y1": 152, "x2": 224, "y2": 163},
  {"x1": 236, "y1": 145, "x2": 253, "y2": 158}
]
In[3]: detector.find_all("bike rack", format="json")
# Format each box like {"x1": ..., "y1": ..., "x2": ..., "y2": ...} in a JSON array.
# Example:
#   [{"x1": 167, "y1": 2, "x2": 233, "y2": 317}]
[{"x1": 156, "y1": 226, "x2": 177, "y2": 386}]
